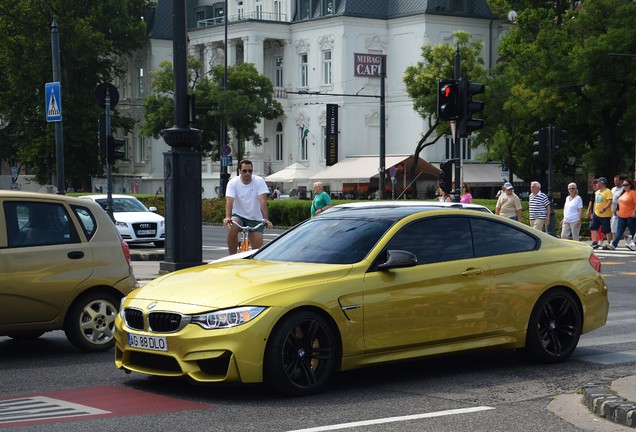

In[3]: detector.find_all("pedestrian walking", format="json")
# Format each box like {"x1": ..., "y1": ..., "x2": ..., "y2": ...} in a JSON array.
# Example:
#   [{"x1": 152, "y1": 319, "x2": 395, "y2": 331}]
[
  {"x1": 588, "y1": 177, "x2": 612, "y2": 249},
  {"x1": 561, "y1": 182, "x2": 583, "y2": 241},
  {"x1": 495, "y1": 182, "x2": 522, "y2": 221},
  {"x1": 528, "y1": 181, "x2": 550, "y2": 231}
]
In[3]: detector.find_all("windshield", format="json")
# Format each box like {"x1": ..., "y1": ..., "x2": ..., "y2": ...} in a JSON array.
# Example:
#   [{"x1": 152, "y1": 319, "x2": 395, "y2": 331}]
[
  {"x1": 253, "y1": 217, "x2": 393, "y2": 264},
  {"x1": 95, "y1": 198, "x2": 149, "y2": 213}
]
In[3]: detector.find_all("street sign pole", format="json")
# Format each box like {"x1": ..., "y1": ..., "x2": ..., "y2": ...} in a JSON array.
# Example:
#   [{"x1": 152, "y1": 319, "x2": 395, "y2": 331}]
[{"x1": 51, "y1": 19, "x2": 65, "y2": 194}]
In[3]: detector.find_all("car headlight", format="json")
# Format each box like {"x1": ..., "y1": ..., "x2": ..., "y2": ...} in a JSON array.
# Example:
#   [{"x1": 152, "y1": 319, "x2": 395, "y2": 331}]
[
  {"x1": 192, "y1": 306, "x2": 266, "y2": 329},
  {"x1": 115, "y1": 221, "x2": 129, "y2": 228},
  {"x1": 119, "y1": 297, "x2": 127, "y2": 318}
]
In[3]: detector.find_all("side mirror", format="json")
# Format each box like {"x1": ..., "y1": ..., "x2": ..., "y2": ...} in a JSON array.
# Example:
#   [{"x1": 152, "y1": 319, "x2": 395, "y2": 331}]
[
  {"x1": 149, "y1": 206, "x2": 158, "y2": 212},
  {"x1": 377, "y1": 249, "x2": 417, "y2": 270}
]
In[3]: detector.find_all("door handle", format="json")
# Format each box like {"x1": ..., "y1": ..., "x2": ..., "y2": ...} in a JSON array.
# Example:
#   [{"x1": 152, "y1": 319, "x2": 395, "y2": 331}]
[
  {"x1": 461, "y1": 268, "x2": 483, "y2": 276},
  {"x1": 67, "y1": 251, "x2": 84, "y2": 260}
]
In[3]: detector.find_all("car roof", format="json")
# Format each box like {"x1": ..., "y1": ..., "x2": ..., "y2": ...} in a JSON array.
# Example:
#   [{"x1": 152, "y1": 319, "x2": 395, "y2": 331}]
[
  {"x1": 80, "y1": 194, "x2": 139, "y2": 200},
  {"x1": 323, "y1": 200, "x2": 492, "y2": 214}
]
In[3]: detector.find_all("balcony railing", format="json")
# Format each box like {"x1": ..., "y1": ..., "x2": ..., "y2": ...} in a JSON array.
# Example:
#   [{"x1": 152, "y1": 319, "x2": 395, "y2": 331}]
[{"x1": 197, "y1": 11, "x2": 287, "y2": 28}]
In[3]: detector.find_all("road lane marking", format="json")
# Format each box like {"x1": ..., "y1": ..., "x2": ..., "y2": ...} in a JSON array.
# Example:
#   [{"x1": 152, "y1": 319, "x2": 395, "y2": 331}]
[
  {"x1": 285, "y1": 406, "x2": 495, "y2": 431},
  {"x1": 0, "y1": 396, "x2": 110, "y2": 424}
]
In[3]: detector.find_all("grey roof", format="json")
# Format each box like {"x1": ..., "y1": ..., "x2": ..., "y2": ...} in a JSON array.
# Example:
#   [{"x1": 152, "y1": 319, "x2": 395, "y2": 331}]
[
  {"x1": 295, "y1": 0, "x2": 494, "y2": 21},
  {"x1": 145, "y1": 0, "x2": 173, "y2": 40}
]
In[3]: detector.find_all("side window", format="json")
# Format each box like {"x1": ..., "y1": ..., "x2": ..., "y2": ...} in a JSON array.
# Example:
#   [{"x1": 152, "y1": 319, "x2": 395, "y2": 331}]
[
  {"x1": 5, "y1": 201, "x2": 79, "y2": 247},
  {"x1": 471, "y1": 218, "x2": 538, "y2": 257},
  {"x1": 385, "y1": 217, "x2": 473, "y2": 264},
  {"x1": 72, "y1": 205, "x2": 98, "y2": 240}
]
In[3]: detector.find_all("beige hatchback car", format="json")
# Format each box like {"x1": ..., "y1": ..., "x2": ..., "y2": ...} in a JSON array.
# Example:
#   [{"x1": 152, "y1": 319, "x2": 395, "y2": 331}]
[{"x1": 0, "y1": 191, "x2": 137, "y2": 351}]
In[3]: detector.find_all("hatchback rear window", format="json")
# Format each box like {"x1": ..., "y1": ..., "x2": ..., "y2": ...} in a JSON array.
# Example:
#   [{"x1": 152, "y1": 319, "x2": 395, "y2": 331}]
[{"x1": 72, "y1": 205, "x2": 98, "y2": 240}]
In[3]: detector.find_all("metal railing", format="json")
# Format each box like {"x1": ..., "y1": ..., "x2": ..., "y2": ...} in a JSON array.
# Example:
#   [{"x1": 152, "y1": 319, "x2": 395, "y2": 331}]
[{"x1": 197, "y1": 11, "x2": 287, "y2": 27}]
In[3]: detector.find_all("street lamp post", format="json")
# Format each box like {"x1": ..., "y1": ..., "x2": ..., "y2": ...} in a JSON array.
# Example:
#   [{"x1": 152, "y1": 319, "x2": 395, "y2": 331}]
[
  {"x1": 219, "y1": 0, "x2": 231, "y2": 195},
  {"x1": 160, "y1": 0, "x2": 204, "y2": 273}
]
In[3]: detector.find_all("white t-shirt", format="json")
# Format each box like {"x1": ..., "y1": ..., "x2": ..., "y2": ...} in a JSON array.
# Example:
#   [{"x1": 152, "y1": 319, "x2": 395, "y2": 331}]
[
  {"x1": 563, "y1": 195, "x2": 583, "y2": 223},
  {"x1": 226, "y1": 174, "x2": 270, "y2": 220},
  {"x1": 611, "y1": 186, "x2": 622, "y2": 211}
]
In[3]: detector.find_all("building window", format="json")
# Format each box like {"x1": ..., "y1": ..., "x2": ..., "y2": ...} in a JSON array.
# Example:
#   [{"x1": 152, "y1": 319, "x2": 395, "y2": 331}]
[
  {"x1": 136, "y1": 136, "x2": 146, "y2": 163},
  {"x1": 275, "y1": 122, "x2": 283, "y2": 161},
  {"x1": 299, "y1": 53, "x2": 308, "y2": 88},
  {"x1": 137, "y1": 68, "x2": 144, "y2": 98},
  {"x1": 274, "y1": 0, "x2": 282, "y2": 20},
  {"x1": 275, "y1": 56, "x2": 283, "y2": 87},
  {"x1": 300, "y1": 0, "x2": 311, "y2": 19},
  {"x1": 322, "y1": 50, "x2": 332, "y2": 85},
  {"x1": 256, "y1": 0, "x2": 263, "y2": 19},
  {"x1": 237, "y1": 0, "x2": 244, "y2": 20},
  {"x1": 300, "y1": 125, "x2": 309, "y2": 161},
  {"x1": 325, "y1": 0, "x2": 335, "y2": 15}
]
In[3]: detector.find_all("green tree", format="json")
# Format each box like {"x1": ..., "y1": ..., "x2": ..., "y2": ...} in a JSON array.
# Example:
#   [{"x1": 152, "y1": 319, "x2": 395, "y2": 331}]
[
  {"x1": 403, "y1": 31, "x2": 486, "y2": 193},
  {"x1": 141, "y1": 60, "x2": 284, "y2": 163},
  {"x1": 487, "y1": 0, "x2": 636, "y2": 180},
  {"x1": 0, "y1": 0, "x2": 152, "y2": 190}
]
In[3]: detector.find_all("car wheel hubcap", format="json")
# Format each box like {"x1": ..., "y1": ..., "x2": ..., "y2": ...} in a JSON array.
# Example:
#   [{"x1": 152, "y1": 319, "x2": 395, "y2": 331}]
[
  {"x1": 537, "y1": 297, "x2": 579, "y2": 357},
  {"x1": 80, "y1": 300, "x2": 117, "y2": 344},
  {"x1": 282, "y1": 320, "x2": 332, "y2": 389}
]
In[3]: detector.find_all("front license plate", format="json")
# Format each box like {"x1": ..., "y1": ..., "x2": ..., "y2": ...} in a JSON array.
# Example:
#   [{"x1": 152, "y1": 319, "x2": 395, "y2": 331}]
[
  {"x1": 127, "y1": 333, "x2": 168, "y2": 351},
  {"x1": 137, "y1": 230, "x2": 156, "y2": 235}
]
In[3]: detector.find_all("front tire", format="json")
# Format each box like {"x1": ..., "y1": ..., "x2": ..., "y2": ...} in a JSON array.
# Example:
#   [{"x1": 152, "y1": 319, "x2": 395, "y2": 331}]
[
  {"x1": 264, "y1": 311, "x2": 337, "y2": 396},
  {"x1": 521, "y1": 289, "x2": 582, "y2": 363},
  {"x1": 64, "y1": 291, "x2": 119, "y2": 352}
]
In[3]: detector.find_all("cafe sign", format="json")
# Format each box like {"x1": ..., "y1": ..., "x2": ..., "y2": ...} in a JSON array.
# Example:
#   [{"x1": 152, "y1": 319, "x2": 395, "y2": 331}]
[{"x1": 354, "y1": 53, "x2": 386, "y2": 77}]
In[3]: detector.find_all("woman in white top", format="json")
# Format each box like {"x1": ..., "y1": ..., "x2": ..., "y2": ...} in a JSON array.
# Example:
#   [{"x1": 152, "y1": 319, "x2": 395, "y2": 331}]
[{"x1": 561, "y1": 182, "x2": 584, "y2": 241}]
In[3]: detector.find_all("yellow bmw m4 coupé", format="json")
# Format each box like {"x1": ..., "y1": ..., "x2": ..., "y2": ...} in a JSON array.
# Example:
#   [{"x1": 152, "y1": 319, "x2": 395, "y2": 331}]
[{"x1": 115, "y1": 206, "x2": 608, "y2": 395}]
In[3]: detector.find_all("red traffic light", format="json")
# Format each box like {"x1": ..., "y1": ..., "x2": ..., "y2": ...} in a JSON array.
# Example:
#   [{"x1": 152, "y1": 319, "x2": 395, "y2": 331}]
[{"x1": 437, "y1": 79, "x2": 458, "y2": 121}]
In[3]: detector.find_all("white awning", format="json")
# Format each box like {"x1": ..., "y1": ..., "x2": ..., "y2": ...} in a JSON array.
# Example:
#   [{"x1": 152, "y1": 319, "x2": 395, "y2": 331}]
[
  {"x1": 265, "y1": 163, "x2": 313, "y2": 183},
  {"x1": 310, "y1": 155, "x2": 440, "y2": 183},
  {"x1": 461, "y1": 163, "x2": 523, "y2": 186}
]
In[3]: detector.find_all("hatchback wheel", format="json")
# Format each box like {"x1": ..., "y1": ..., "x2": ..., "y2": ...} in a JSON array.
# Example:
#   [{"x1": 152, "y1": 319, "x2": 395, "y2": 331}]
[
  {"x1": 521, "y1": 289, "x2": 582, "y2": 363},
  {"x1": 65, "y1": 291, "x2": 119, "y2": 352},
  {"x1": 264, "y1": 311, "x2": 337, "y2": 396}
]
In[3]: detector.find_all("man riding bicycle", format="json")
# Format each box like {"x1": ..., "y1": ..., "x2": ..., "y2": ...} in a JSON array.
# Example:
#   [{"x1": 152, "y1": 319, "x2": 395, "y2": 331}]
[{"x1": 223, "y1": 159, "x2": 273, "y2": 255}]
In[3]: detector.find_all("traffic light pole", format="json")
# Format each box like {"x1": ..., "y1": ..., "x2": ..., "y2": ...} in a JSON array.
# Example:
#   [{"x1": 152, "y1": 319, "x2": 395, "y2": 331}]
[
  {"x1": 453, "y1": 45, "x2": 461, "y2": 202},
  {"x1": 104, "y1": 90, "x2": 115, "y2": 222},
  {"x1": 547, "y1": 124, "x2": 556, "y2": 236}
]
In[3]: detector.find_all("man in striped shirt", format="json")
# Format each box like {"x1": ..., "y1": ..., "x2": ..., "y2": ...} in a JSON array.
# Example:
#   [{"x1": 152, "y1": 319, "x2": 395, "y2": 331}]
[{"x1": 529, "y1": 181, "x2": 551, "y2": 231}]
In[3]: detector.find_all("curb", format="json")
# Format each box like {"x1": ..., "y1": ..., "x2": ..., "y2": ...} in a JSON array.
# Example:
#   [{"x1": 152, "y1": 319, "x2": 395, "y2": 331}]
[
  {"x1": 582, "y1": 378, "x2": 636, "y2": 428},
  {"x1": 130, "y1": 252, "x2": 165, "y2": 261}
]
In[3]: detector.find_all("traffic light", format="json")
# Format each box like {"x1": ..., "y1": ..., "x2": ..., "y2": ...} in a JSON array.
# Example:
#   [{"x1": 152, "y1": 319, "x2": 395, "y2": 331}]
[
  {"x1": 458, "y1": 78, "x2": 485, "y2": 137},
  {"x1": 439, "y1": 160, "x2": 453, "y2": 194},
  {"x1": 532, "y1": 128, "x2": 547, "y2": 164},
  {"x1": 437, "y1": 79, "x2": 458, "y2": 121},
  {"x1": 107, "y1": 135, "x2": 126, "y2": 164},
  {"x1": 553, "y1": 128, "x2": 568, "y2": 150}
]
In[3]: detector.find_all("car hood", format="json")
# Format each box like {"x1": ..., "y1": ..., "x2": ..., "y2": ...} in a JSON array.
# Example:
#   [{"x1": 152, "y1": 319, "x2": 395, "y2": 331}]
[
  {"x1": 129, "y1": 259, "x2": 353, "y2": 310},
  {"x1": 114, "y1": 212, "x2": 164, "y2": 223}
]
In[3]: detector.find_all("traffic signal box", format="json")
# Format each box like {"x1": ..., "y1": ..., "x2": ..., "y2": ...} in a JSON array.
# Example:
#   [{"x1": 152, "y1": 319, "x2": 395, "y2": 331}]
[
  {"x1": 107, "y1": 135, "x2": 126, "y2": 164},
  {"x1": 532, "y1": 128, "x2": 547, "y2": 164},
  {"x1": 458, "y1": 78, "x2": 485, "y2": 137},
  {"x1": 437, "y1": 79, "x2": 458, "y2": 121},
  {"x1": 439, "y1": 160, "x2": 453, "y2": 193},
  {"x1": 553, "y1": 128, "x2": 568, "y2": 150}
]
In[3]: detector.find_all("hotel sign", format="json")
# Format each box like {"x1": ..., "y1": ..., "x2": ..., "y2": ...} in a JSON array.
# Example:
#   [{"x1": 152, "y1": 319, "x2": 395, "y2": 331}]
[
  {"x1": 326, "y1": 104, "x2": 338, "y2": 166},
  {"x1": 354, "y1": 53, "x2": 386, "y2": 77}
]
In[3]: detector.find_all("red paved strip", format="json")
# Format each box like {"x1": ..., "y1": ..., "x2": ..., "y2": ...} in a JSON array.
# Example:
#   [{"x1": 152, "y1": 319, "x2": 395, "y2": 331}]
[{"x1": 0, "y1": 385, "x2": 208, "y2": 428}]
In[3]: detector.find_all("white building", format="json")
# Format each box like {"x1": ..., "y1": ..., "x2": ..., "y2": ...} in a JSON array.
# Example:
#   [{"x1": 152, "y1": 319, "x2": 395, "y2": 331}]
[{"x1": 111, "y1": 0, "x2": 507, "y2": 198}]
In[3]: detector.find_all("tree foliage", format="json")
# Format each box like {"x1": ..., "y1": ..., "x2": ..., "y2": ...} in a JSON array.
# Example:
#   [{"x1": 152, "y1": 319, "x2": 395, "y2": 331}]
[
  {"x1": 141, "y1": 60, "x2": 284, "y2": 163},
  {"x1": 402, "y1": 31, "x2": 486, "y2": 193},
  {"x1": 0, "y1": 0, "x2": 153, "y2": 189},
  {"x1": 483, "y1": 0, "x2": 636, "y2": 181}
]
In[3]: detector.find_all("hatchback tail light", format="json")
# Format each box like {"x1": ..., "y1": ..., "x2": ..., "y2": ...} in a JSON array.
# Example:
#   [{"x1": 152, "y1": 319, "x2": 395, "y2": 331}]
[
  {"x1": 121, "y1": 239, "x2": 131, "y2": 264},
  {"x1": 589, "y1": 253, "x2": 601, "y2": 273}
]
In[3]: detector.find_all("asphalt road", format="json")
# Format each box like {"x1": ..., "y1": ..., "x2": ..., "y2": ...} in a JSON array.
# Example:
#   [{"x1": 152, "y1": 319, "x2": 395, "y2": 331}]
[{"x1": 1, "y1": 239, "x2": 635, "y2": 431}]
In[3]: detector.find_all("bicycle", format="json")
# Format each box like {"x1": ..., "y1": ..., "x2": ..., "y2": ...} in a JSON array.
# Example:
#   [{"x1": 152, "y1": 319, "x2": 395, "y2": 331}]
[{"x1": 227, "y1": 219, "x2": 267, "y2": 253}]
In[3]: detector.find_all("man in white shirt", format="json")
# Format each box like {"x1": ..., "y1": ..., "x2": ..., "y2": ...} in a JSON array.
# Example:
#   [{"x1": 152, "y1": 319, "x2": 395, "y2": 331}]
[
  {"x1": 223, "y1": 160, "x2": 273, "y2": 254},
  {"x1": 610, "y1": 175, "x2": 623, "y2": 244}
]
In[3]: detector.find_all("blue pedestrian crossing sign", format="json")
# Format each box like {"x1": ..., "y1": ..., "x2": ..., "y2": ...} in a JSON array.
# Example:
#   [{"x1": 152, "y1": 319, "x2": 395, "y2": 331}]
[{"x1": 45, "y1": 82, "x2": 62, "y2": 122}]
